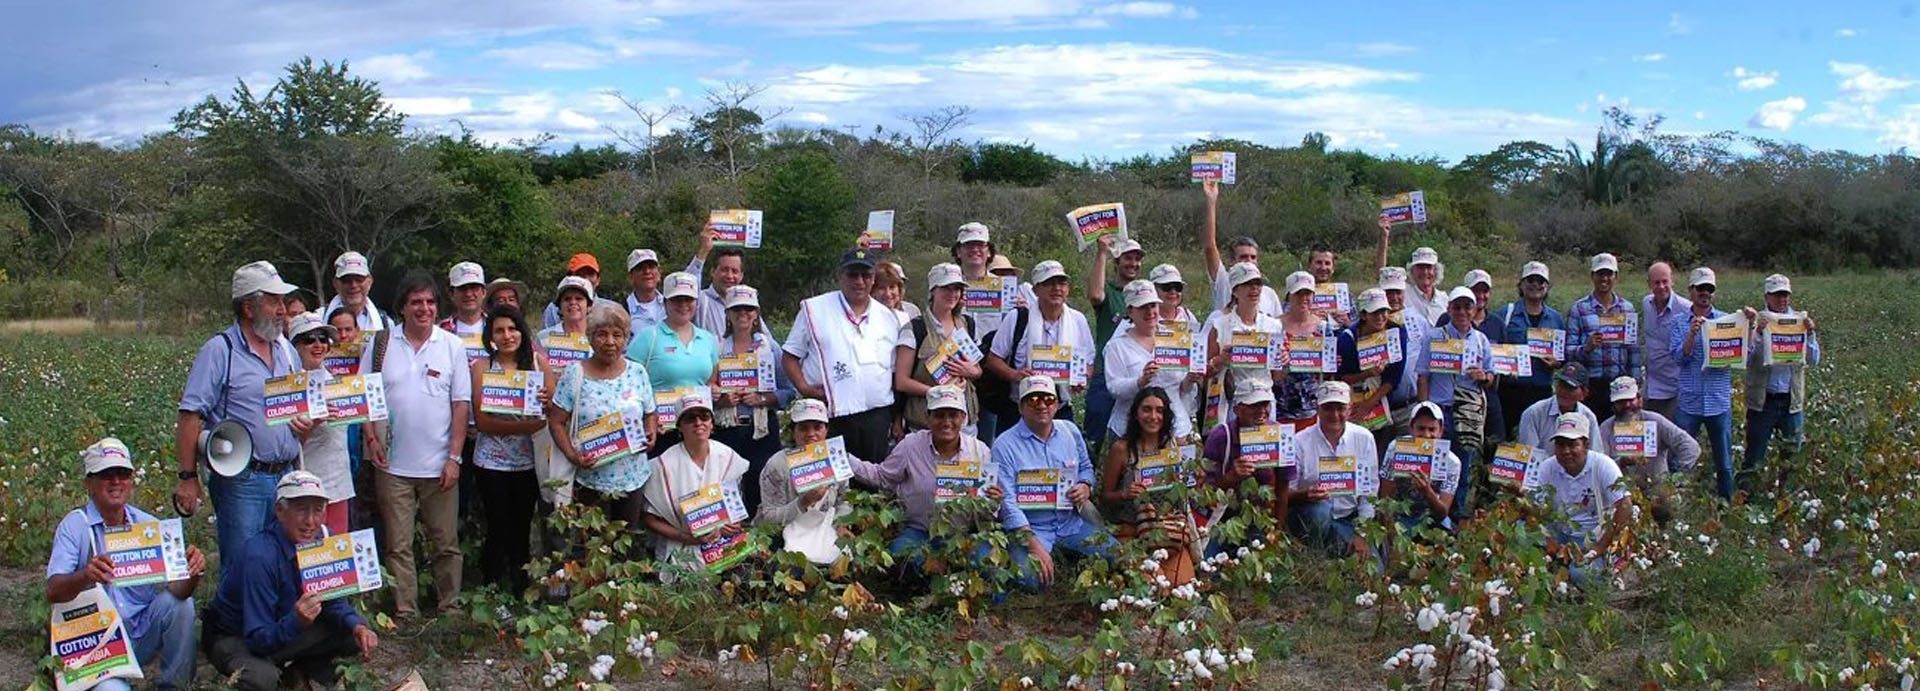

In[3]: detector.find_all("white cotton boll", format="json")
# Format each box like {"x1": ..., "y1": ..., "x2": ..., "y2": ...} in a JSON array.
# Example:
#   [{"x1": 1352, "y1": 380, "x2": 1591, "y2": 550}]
[
  {"x1": 1868, "y1": 516, "x2": 1882, "y2": 531},
  {"x1": 590, "y1": 654, "x2": 615, "y2": 681},
  {"x1": 1101, "y1": 598, "x2": 1120, "y2": 612},
  {"x1": 1019, "y1": 676, "x2": 1034, "y2": 688},
  {"x1": 1833, "y1": 519, "x2": 1846, "y2": 531},
  {"x1": 1487, "y1": 669, "x2": 1507, "y2": 690},
  {"x1": 1805, "y1": 537, "x2": 1823, "y2": 558},
  {"x1": 832, "y1": 605, "x2": 849, "y2": 620},
  {"x1": 1206, "y1": 648, "x2": 1228, "y2": 669},
  {"x1": 1781, "y1": 538, "x2": 1793, "y2": 551},
  {"x1": 1416, "y1": 606, "x2": 1442, "y2": 632},
  {"x1": 1235, "y1": 647, "x2": 1255, "y2": 664},
  {"x1": 1874, "y1": 561, "x2": 1890, "y2": 578}
]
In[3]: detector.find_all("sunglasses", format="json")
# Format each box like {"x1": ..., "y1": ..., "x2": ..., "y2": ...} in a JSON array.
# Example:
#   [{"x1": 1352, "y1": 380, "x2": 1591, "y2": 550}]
[
  {"x1": 1693, "y1": 285, "x2": 1716, "y2": 294},
  {"x1": 681, "y1": 410, "x2": 715, "y2": 422},
  {"x1": 1023, "y1": 394, "x2": 1059, "y2": 407},
  {"x1": 294, "y1": 335, "x2": 331, "y2": 346},
  {"x1": 1156, "y1": 283, "x2": 1184, "y2": 293}
]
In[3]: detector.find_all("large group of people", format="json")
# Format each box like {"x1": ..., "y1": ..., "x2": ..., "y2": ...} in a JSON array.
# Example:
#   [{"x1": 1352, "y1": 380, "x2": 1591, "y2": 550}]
[{"x1": 48, "y1": 180, "x2": 1822, "y2": 688}]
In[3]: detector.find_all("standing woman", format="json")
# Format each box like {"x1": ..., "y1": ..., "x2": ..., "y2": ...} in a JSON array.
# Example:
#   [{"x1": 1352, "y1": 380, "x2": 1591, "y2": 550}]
[
  {"x1": 1203, "y1": 264, "x2": 1285, "y2": 427},
  {"x1": 289, "y1": 312, "x2": 353, "y2": 535},
  {"x1": 1149, "y1": 264, "x2": 1204, "y2": 430},
  {"x1": 1337, "y1": 289, "x2": 1413, "y2": 453},
  {"x1": 1103, "y1": 280, "x2": 1194, "y2": 439},
  {"x1": 542, "y1": 277, "x2": 593, "y2": 341},
  {"x1": 629, "y1": 272, "x2": 721, "y2": 454},
  {"x1": 875, "y1": 261, "x2": 923, "y2": 321},
  {"x1": 641, "y1": 388, "x2": 749, "y2": 575},
  {"x1": 896, "y1": 263, "x2": 983, "y2": 435},
  {"x1": 549, "y1": 304, "x2": 661, "y2": 530},
  {"x1": 1275, "y1": 272, "x2": 1326, "y2": 429},
  {"x1": 469, "y1": 304, "x2": 547, "y2": 593},
  {"x1": 1099, "y1": 387, "x2": 1196, "y2": 586},
  {"x1": 712, "y1": 285, "x2": 793, "y2": 517}
]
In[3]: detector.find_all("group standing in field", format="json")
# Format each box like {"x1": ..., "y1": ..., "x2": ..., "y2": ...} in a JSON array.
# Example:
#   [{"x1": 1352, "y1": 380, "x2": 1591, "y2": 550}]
[{"x1": 46, "y1": 179, "x2": 1823, "y2": 690}]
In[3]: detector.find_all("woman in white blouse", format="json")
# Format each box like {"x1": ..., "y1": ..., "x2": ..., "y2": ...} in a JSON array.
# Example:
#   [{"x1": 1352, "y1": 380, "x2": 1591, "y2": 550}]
[
  {"x1": 641, "y1": 387, "x2": 750, "y2": 574},
  {"x1": 1103, "y1": 280, "x2": 1196, "y2": 438}
]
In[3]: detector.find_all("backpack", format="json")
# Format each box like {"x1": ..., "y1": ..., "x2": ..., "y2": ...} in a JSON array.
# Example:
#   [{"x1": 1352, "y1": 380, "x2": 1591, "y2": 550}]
[{"x1": 976, "y1": 307, "x2": 1030, "y2": 415}]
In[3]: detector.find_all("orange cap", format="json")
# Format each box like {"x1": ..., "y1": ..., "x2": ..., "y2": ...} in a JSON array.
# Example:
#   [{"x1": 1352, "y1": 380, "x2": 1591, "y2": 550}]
[{"x1": 566, "y1": 253, "x2": 600, "y2": 274}]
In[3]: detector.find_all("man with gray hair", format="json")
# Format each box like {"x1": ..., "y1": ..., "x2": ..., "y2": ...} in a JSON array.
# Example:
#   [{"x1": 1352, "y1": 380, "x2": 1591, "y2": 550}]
[
  {"x1": 1640, "y1": 261, "x2": 1690, "y2": 419},
  {"x1": 174, "y1": 261, "x2": 310, "y2": 570}
]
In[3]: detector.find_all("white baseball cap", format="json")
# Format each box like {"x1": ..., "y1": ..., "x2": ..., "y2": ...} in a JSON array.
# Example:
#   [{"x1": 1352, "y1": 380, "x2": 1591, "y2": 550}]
[
  {"x1": 1688, "y1": 267, "x2": 1717, "y2": 288},
  {"x1": 448, "y1": 261, "x2": 486, "y2": 288},
  {"x1": 1589, "y1": 253, "x2": 1619, "y2": 274},
  {"x1": 555, "y1": 275, "x2": 595, "y2": 300},
  {"x1": 232, "y1": 260, "x2": 298, "y2": 299},
  {"x1": 663, "y1": 272, "x2": 700, "y2": 300},
  {"x1": 926, "y1": 385, "x2": 968, "y2": 414},
  {"x1": 1030, "y1": 260, "x2": 1068, "y2": 284},
  {"x1": 677, "y1": 386, "x2": 714, "y2": 414},
  {"x1": 1316, "y1": 380, "x2": 1351, "y2": 406},
  {"x1": 288, "y1": 311, "x2": 335, "y2": 341},
  {"x1": 789, "y1": 398, "x2": 830, "y2": 424},
  {"x1": 956, "y1": 222, "x2": 991, "y2": 245},
  {"x1": 1409, "y1": 401, "x2": 1445, "y2": 423},
  {"x1": 1284, "y1": 271, "x2": 1315, "y2": 296},
  {"x1": 1123, "y1": 279, "x2": 1160, "y2": 308},
  {"x1": 723, "y1": 285, "x2": 759, "y2": 310},
  {"x1": 1227, "y1": 262, "x2": 1264, "y2": 288},
  {"x1": 1357, "y1": 288, "x2": 1389, "y2": 313},
  {"x1": 1763, "y1": 273, "x2": 1793, "y2": 294},
  {"x1": 1447, "y1": 286, "x2": 1477, "y2": 304},
  {"x1": 626, "y1": 249, "x2": 660, "y2": 271},
  {"x1": 1378, "y1": 266, "x2": 1409, "y2": 291},
  {"x1": 1609, "y1": 375, "x2": 1640, "y2": 402},
  {"x1": 1464, "y1": 269, "x2": 1493, "y2": 289},
  {"x1": 1521, "y1": 261, "x2": 1551, "y2": 281},
  {"x1": 1018, "y1": 375, "x2": 1057, "y2": 400},
  {"x1": 927, "y1": 263, "x2": 966, "y2": 290},
  {"x1": 1551, "y1": 412, "x2": 1591, "y2": 441},
  {"x1": 1409, "y1": 247, "x2": 1440, "y2": 267},
  {"x1": 276, "y1": 470, "x2": 329, "y2": 501},
  {"x1": 334, "y1": 251, "x2": 371, "y2": 278},
  {"x1": 1148, "y1": 263, "x2": 1185, "y2": 287},
  {"x1": 1232, "y1": 379, "x2": 1274, "y2": 406},
  {"x1": 1110, "y1": 238, "x2": 1144, "y2": 257},
  {"x1": 81, "y1": 437, "x2": 134, "y2": 475}
]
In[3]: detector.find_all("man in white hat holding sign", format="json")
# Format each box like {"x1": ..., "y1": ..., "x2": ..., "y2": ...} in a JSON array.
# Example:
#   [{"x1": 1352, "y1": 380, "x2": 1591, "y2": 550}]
[
  {"x1": 175, "y1": 260, "x2": 310, "y2": 571},
  {"x1": 47, "y1": 438, "x2": 208, "y2": 691},
  {"x1": 325, "y1": 251, "x2": 390, "y2": 332},
  {"x1": 1667, "y1": 266, "x2": 1751, "y2": 500},
  {"x1": 1597, "y1": 376, "x2": 1695, "y2": 523},
  {"x1": 1085, "y1": 235, "x2": 1148, "y2": 452},
  {"x1": 1567, "y1": 252, "x2": 1641, "y2": 391},
  {"x1": 205, "y1": 471, "x2": 378, "y2": 689},
  {"x1": 1286, "y1": 381, "x2": 1379, "y2": 559},
  {"x1": 984, "y1": 260, "x2": 1097, "y2": 433},
  {"x1": 1532, "y1": 413, "x2": 1631, "y2": 588},
  {"x1": 990, "y1": 375, "x2": 1112, "y2": 592},
  {"x1": 1199, "y1": 179, "x2": 1284, "y2": 317},
  {"x1": 439, "y1": 261, "x2": 488, "y2": 336},
  {"x1": 1402, "y1": 247, "x2": 1447, "y2": 329},
  {"x1": 1743, "y1": 273, "x2": 1821, "y2": 493}
]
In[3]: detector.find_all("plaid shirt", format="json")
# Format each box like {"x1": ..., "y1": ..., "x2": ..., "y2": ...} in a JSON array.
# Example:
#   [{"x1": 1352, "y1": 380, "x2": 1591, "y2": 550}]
[
  {"x1": 1668, "y1": 307, "x2": 1733, "y2": 416},
  {"x1": 1566, "y1": 293, "x2": 1641, "y2": 384}
]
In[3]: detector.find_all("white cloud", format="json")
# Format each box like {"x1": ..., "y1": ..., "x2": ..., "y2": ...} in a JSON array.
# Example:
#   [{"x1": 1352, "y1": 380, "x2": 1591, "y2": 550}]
[
  {"x1": 858, "y1": 42, "x2": 922, "y2": 55},
  {"x1": 1835, "y1": 28, "x2": 1857, "y2": 38},
  {"x1": 484, "y1": 38, "x2": 719, "y2": 71},
  {"x1": 1090, "y1": 2, "x2": 1182, "y2": 18},
  {"x1": 1352, "y1": 42, "x2": 1416, "y2": 57},
  {"x1": 1694, "y1": 110, "x2": 1707, "y2": 120},
  {"x1": 1632, "y1": 53, "x2": 1665, "y2": 63},
  {"x1": 355, "y1": 52, "x2": 432, "y2": 84},
  {"x1": 1831, "y1": 61, "x2": 1917, "y2": 103},
  {"x1": 1749, "y1": 96, "x2": 1806, "y2": 130},
  {"x1": 388, "y1": 96, "x2": 472, "y2": 116},
  {"x1": 1731, "y1": 67, "x2": 1778, "y2": 91},
  {"x1": 1667, "y1": 12, "x2": 1692, "y2": 35}
]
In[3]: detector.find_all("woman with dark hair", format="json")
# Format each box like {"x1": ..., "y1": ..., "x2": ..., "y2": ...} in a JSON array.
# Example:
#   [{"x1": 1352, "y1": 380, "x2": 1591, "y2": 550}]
[
  {"x1": 1100, "y1": 386, "x2": 1196, "y2": 586},
  {"x1": 712, "y1": 285, "x2": 793, "y2": 517},
  {"x1": 469, "y1": 304, "x2": 548, "y2": 592}
]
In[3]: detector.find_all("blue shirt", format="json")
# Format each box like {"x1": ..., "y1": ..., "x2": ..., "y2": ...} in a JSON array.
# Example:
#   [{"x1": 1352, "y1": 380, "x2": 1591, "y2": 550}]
[
  {"x1": 991, "y1": 419, "x2": 1095, "y2": 536},
  {"x1": 1492, "y1": 301, "x2": 1567, "y2": 389},
  {"x1": 178, "y1": 323, "x2": 302, "y2": 464},
  {"x1": 46, "y1": 502, "x2": 168, "y2": 639},
  {"x1": 1566, "y1": 293, "x2": 1642, "y2": 384},
  {"x1": 626, "y1": 322, "x2": 721, "y2": 391},
  {"x1": 1642, "y1": 293, "x2": 1692, "y2": 399},
  {"x1": 1336, "y1": 325, "x2": 1414, "y2": 405},
  {"x1": 1416, "y1": 322, "x2": 1492, "y2": 407},
  {"x1": 1669, "y1": 307, "x2": 1733, "y2": 416},
  {"x1": 208, "y1": 527, "x2": 366, "y2": 656}
]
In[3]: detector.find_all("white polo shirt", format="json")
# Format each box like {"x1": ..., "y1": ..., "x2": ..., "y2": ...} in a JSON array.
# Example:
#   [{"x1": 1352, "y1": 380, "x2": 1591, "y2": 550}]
[
  {"x1": 380, "y1": 326, "x2": 472, "y2": 479},
  {"x1": 784, "y1": 291, "x2": 903, "y2": 418},
  {"x1": 1290, "y1": 422, "x2": 1381, "y2": 520}
]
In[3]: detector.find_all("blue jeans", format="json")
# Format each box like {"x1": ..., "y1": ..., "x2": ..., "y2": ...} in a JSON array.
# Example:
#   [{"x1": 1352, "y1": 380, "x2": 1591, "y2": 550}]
[
  {"x1": 982, "y1": 524, "x2": 1115, "y2": 593},
  {"x1": 1745, "y1": 395, "x2": 1804, "y2": 488},
  {"x1": 1082, "y1": 374, "x2": 1114, "y2": 452},
  {"x1": 889, "y1": 526, "x2": 941, "y2": 580},
  {"x1": 208, "y1": 464, "x2": 288, "y2": 572},
  {"x1": 95, "y1": 592, "x2": 197, "y2": 691},
  {"x1": 974, "y1": 412, "x2": 1000, "y2": 445},
  {"x1": 1440, "y1": 408, "x2": 1477, "y2": 521},
  {"x1": 1674, "y1": 408, "x2": 1734, "y2": 499},
  {"x1": 1287, "y1": 501, "x2": 1360, "y2": 558}
]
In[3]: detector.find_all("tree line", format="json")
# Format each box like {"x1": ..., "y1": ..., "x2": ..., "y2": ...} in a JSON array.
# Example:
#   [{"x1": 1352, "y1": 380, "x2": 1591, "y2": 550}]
[{"x1": 3, "y1": 57, "x2": 1917, "y2": 321}]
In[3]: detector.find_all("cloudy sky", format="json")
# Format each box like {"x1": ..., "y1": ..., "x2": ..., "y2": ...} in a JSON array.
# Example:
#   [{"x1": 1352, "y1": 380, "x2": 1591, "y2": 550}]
[{"x1": 4, "y1": 1, "x2": 1916, "y2": 161}]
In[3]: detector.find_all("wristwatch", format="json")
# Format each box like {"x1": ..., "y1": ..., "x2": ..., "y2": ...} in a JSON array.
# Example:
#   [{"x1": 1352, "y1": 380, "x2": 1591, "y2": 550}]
[{"x1": 177, "y1": 470, "x2": 198, "y2": 481}]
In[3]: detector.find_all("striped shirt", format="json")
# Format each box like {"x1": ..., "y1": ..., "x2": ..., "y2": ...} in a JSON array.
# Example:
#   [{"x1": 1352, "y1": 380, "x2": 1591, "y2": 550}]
[
  {"x1": 1668, "y1": 307, "x2": 1732, "y2": 416},
  {"x1": 1566, "y1": 293, "x2": 1641, "y2": 384}
]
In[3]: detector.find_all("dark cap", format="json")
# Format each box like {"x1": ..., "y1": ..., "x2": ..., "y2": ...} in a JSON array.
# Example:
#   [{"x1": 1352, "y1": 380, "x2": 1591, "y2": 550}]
[
  {"x1": 1555, "y1": 362, "x2": 1589, "y2": 388},
  {"x1": 840, "y1": 248, "x2": 878, "y2": 271}
]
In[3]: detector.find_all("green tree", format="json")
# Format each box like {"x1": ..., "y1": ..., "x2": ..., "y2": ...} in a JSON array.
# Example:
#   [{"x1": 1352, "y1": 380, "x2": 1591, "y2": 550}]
[
  {"x1": 421, "y1": 133, "x2": 562, "y2": 286},
  {"x1": 749, "y1": 148, "x2": 857, "y2": 299},
  {"x1": 962, "y1": 142, "x2": 1064, "y2": 186}
]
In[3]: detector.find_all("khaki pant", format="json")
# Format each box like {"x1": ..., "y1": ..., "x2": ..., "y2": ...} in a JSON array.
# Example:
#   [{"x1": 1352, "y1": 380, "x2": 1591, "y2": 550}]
[{"x1": 374, "y1": 470, "x2": 462, "y2": 616}]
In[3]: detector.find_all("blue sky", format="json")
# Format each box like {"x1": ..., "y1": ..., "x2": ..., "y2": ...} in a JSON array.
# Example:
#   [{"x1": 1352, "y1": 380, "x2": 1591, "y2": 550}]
[{"x1": 3, "y1": 1, "x2": 1916, "y2": 162}]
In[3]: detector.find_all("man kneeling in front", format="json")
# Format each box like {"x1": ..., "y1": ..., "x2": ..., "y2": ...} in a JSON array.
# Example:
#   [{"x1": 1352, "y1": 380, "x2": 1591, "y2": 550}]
[{"x1": 206, "y1": 471, "x2": 378, "y2": 689}]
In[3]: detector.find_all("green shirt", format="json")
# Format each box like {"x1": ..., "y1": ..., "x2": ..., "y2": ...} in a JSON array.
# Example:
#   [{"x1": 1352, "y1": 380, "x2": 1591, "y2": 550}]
[{"x1": 1092, "y1": 280, "x2": 1128, "y2": 370}]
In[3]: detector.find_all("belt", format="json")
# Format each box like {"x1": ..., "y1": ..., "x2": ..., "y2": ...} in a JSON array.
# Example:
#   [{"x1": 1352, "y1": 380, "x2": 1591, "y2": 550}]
[
  {"x1": 1765, "y1": 392, "x2": 1793, "y2": 401},
  {"x1": 250, "y1": 458, "x2": 298, "y2": 473}
]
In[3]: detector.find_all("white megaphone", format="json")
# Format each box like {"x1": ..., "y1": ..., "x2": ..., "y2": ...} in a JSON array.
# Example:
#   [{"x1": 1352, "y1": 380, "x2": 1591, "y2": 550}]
[{"x1": 198, "y1": 419, "x2": 254, "y2": 478}]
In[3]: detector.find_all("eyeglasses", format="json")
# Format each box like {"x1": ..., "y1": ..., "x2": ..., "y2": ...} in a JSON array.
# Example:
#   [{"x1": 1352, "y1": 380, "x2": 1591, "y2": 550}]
[
  {"x1": 1023, "y1": 394, "x2": 1059, "y2": 407},
  {"x1": 294, "y1": 335, "x2": 331, "y2": 346},
  {"x1": 1693, "y1": 285, "x2": 1716, "y2": 294},
  {"x1": 681, "y1": 410, "x2": 714, "y2": 423},
  {"x1": 1156, "y1": 284, "x2": 1184, "y2": 293}
]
